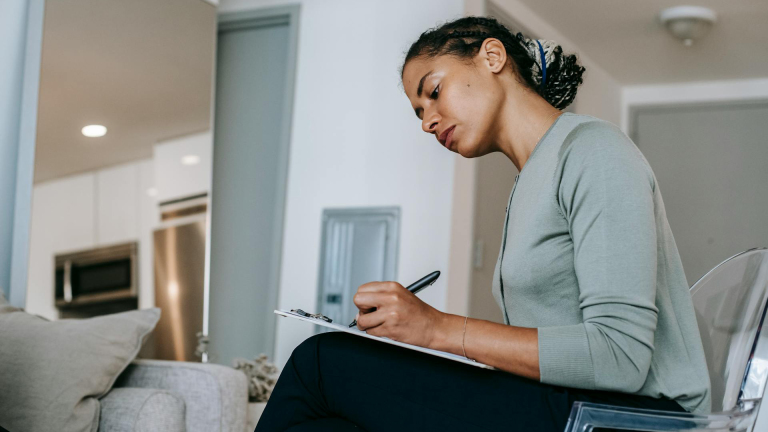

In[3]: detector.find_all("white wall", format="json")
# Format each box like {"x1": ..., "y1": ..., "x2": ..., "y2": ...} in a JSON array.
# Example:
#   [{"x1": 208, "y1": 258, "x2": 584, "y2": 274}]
[{"x1": 219, "y1": 0, "x2": 465, "y2": 367}]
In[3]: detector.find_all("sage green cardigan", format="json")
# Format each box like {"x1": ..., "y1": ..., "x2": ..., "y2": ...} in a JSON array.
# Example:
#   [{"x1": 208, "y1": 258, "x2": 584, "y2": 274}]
[{"x1": 491, "y1": 112, "x2": 711, "y2": 413}]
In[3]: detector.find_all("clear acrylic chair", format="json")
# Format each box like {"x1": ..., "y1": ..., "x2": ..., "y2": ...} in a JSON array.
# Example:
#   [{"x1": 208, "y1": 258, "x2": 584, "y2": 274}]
[{"x1": 564, "y1": 247, "x2": 768, "y2": 432}]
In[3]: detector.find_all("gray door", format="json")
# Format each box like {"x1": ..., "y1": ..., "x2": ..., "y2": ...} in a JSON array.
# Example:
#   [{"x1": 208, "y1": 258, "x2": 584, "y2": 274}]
[
  {"x1": 632, "y1": 102, "x2": 768, "y2": 285},
  {"x1": 207, "y1": 9, "x2": 297, "y2": 366}
]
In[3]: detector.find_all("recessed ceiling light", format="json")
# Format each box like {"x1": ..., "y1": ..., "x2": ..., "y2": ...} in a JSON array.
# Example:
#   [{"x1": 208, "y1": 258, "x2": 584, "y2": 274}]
[
  {"x1": 82, "y1": 124, "x2": 107, "y2": 137},
  {"x1": 181, "y1": 155, "x2": 201, "y2": 166}
]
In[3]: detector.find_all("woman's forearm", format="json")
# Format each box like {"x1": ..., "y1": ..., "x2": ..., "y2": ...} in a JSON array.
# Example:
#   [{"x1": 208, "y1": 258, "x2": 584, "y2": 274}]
[{"x1": 429, "y1": 313, "x2": 540, "y2": 380}]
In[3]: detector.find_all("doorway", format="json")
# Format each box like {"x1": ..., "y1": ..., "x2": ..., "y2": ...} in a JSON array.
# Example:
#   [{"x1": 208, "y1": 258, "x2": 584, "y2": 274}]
[{"x1": 206, "y1": 6, "x2": 299, "y2": 366}]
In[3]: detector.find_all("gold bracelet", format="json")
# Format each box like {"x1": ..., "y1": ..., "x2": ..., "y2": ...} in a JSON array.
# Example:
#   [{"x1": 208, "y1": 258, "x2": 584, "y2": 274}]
[{"x1": 462, "y1": 315, "x2": 471, "y2": 360}]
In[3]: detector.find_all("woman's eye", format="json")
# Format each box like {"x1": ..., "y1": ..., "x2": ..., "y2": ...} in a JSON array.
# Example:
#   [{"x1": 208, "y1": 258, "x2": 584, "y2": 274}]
[{"x1": 430, "y1": 85, "x2": 439, "y2": 99}]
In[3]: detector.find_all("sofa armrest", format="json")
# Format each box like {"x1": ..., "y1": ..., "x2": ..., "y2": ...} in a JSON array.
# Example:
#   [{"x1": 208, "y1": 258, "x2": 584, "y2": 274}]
[
  {"x1": 114, "y1": 359, "x2": 247, "y2": 432},
  {"x1": 100, "y1": 387, "x2": 186, "y2": 432}
]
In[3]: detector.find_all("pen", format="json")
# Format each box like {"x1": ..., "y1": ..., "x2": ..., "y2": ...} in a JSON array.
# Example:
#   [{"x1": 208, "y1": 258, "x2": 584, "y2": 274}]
[{"x1": 348, "y1": 270, "x2": 441, "y2": 328}]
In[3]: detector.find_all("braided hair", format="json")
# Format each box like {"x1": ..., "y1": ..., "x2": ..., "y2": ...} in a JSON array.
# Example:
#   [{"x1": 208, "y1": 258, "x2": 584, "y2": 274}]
[{"x1": 400, "y1": 16, "x2": 585, "y2": 110}]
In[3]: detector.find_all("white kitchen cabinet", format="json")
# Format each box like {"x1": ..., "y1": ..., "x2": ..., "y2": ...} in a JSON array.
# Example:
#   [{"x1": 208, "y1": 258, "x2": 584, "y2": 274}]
[
  {"x1": 154, "y1": 131, "x2": 212, "y2": 203},
  {"x1": 97, "y1": 163, "x2": 140, "y2": 244}
]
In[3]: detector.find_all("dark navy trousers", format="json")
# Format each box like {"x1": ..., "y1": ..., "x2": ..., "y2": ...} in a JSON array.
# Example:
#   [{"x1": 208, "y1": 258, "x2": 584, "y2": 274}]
[{"x1": 255, "y1": 331, "x2": 685, "y2": 432}]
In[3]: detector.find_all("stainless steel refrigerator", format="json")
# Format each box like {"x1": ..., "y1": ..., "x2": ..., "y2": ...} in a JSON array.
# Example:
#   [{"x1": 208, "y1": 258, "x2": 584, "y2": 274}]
[{"x1": 145, "y1": 199, "x2": 207, "y2": 362}]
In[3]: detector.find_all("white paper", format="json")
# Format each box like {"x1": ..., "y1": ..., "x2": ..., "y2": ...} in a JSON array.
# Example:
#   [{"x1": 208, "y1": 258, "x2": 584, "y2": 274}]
[{"x1": 275, "y1": 309, "x2": 495, "y2": 370}]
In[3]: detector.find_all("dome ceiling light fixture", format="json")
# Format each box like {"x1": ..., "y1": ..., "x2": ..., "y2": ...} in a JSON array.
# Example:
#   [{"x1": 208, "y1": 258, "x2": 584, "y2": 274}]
[{"x1": 659, "y1": 5, "x2": 717, "y2": 47}]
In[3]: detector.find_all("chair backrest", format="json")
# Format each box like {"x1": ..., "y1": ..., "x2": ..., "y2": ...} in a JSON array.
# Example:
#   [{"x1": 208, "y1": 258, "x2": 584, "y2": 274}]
[{"x1": 690, "y1": 247, "x2": 768, "y2": 412}]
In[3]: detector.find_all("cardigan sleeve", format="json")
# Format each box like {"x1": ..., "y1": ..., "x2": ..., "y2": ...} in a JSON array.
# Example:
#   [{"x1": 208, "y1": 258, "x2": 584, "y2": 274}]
[{"x1": 538, "y1": 121, "x2": 660, "y2": 393}]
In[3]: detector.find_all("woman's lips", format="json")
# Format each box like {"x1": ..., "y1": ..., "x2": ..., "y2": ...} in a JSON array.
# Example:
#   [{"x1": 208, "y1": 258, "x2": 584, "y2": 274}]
[{"x1": 444, "y1": 126, "x2": 456, "y2": 150}]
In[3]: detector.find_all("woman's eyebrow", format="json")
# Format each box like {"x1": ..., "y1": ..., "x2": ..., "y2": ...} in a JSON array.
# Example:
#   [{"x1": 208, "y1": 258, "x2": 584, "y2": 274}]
[
  {"x1": 417, "y1": 70, "x2": 433, "y2": 98},
  {"x1": 412, "y1": 70, "x2": 433, "y2": 119}
]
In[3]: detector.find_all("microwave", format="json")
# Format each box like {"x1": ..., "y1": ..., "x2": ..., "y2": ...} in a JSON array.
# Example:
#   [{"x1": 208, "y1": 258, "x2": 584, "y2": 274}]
[{"x1": 55, "y1": 242, "x2": 138, "y2": 308}]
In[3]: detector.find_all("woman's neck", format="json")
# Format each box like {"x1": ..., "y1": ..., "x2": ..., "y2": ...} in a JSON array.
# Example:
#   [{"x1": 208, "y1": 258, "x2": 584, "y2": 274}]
[{"x1": 494, "y1": 90, "x2": 562, "y2": 173}]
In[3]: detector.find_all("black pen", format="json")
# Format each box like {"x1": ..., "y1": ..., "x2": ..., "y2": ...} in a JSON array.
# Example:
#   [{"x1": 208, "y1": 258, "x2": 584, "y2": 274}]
[{"x1": 348, "y1": 270, "x2": 441, "y2": 328}]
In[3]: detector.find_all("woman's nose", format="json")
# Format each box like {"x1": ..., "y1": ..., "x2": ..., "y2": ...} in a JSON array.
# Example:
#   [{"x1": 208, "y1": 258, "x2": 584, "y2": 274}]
[{"x1": 422, "y1": 115, "x2": 439, "y2": 134}]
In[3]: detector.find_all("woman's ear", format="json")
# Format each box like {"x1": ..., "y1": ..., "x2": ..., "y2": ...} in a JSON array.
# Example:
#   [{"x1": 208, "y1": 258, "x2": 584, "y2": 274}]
[{"x1": 480, "y1": 38, "x2": 507, "y2": 74}]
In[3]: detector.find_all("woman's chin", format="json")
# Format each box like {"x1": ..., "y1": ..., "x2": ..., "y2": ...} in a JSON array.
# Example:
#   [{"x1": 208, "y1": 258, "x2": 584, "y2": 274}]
[{"x1": 454, "y1": 142, "x2": 479, "y2": 159}]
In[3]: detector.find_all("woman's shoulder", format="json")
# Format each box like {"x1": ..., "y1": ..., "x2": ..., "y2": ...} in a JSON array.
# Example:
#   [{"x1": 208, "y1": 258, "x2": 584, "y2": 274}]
[
  {"x1": 559, "y1": 113, "x2": 629, "y2": 148},
  {"x1": 554, "y1": 113, "x2": 655, "y2": 189},
  {"x1": 557, "y1": 113, "x2": 648, "y2": 169}
]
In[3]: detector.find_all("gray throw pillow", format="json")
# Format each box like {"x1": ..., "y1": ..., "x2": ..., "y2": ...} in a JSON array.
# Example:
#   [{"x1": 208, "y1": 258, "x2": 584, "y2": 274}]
[{"x1": 0, "y1": 294, "x2": 160, "y2": 432}]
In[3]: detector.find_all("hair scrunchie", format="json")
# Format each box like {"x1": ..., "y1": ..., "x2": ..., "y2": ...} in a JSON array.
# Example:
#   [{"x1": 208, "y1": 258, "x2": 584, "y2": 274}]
[{"x1": 520, "y1": 37, "x2": 558, "y2": 91}]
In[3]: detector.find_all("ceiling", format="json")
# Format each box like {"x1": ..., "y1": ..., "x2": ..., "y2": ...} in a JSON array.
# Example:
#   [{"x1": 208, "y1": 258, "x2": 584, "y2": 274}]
[
  {"x1": 34, "y1": 0, "x2": 216, "y2": 183},
  {"x1": 492, "y1": 0, "x2": 768, "y2": 85},
  {"x1": 34, "y1": 1, "x2": 767, "y2": 183}
]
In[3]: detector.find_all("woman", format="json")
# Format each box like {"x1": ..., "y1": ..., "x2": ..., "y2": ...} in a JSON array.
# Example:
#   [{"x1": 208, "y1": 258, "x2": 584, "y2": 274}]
[{"x1": 256, "y1": 16, "x2": 711, "y2": 432}]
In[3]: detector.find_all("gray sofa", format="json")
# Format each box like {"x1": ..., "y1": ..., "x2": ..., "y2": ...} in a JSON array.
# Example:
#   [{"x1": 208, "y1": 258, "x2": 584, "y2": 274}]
[{"x1": 100, "y1": 359, "x2": 248, "y2": 432}]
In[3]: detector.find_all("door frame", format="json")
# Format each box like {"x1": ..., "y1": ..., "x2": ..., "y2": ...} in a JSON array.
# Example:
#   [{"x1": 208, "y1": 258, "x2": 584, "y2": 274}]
[
  {"x1": 204, "y1": 4, "x2": 300, "y2": 360},
  {"x1": 6, "y1": 0, "x2": 44, "y2": 307},
  {"x1": 628, "y1": 98, "x2": 768, "y2": 144}
]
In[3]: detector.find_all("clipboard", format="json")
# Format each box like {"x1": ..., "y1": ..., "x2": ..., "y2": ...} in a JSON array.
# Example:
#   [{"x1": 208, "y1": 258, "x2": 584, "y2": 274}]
[{"x1": 275, "y1": 309, "x2": 496, "y2": 370}]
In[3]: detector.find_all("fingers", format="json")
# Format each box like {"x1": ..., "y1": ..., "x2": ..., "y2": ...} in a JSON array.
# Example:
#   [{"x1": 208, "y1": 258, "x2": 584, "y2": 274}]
[
  {"x1": 357, "y1": 306, "x2": 376, "y2": 315},
  {"x1": 354, "y1": 292, "x2": 409, "y2": 319},
  {"x1": 364, "y1": 325, "x2": 389, "y2": 338},
  {"x1": 352, "y1": 282, "x2": 410, "y2": 334},
  {"x1": 352, "y1": 281, "x2": 405, "y2": 311},
  {"x1": 356, "y1": 309, "x2": 388, "y2": 331},
  {"x1": 352, "y1": 291, "x2": 379, "y2": 310},
  {"x1": 356, "y1": 281, "x2": 402, "y2": 293}
]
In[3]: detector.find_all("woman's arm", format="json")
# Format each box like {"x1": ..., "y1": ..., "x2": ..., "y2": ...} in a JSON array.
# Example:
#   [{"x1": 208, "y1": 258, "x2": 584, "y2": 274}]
[
  {"x1": 433, "y1": 313, "x2": 540, "y2": 379},
  {"x1": 352, "y1": 283, "x2": 540, "y2": 379}
]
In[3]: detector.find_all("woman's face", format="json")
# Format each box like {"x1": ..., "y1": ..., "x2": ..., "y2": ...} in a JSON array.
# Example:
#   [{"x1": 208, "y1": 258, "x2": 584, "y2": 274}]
[{"x1": 402, "y1": 48, "x2": 509, "y2": 158}]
